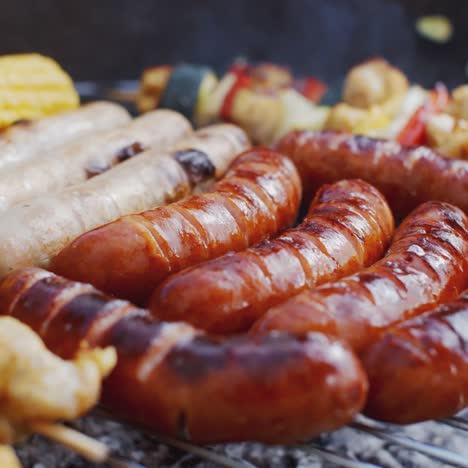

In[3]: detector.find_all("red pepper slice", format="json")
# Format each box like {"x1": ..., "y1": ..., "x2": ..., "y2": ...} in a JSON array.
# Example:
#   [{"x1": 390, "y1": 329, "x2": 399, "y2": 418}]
[
  {"x1": 294, "y1": 77, "x2": 327, "y2": 103},
  {"x1": 397, "y1": 83, "x2": 449, "y2": 146},
  {"x1": 220, "y1": 63, "x2": 252, "y2": 121}
]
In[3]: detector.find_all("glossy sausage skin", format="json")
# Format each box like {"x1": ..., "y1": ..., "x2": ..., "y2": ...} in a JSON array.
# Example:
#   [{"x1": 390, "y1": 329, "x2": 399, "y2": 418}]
[
  {"x1": 150, "y1": 179, "x2": 394, "y2": 334},
  {"x1": 252, "y1": 201, "x2": 468, "y2": 353},
  {"x1": 0, "y1": 268, "x2": 368, "y2": 444},
  {"x1": 363, "y1": 290, "x2": 468, "y2": 423},
  {"x1": 52, "y1": 148, "x2": 302, "y2": 304},
  {"x1": 276, "y1": 130, "x2": 468, "y2": 218}
]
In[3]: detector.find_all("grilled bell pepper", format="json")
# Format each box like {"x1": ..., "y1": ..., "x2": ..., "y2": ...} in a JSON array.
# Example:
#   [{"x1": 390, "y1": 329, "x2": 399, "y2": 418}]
[
  {"x1": 219, "y1": 63, "x2": 252, "y2": 121},
  {"x1": 294, "y1": 77, "x2": 327, "y2": 104},
  {"x1": 397, "y1": 83, "x2": 449, "y2": 146}
]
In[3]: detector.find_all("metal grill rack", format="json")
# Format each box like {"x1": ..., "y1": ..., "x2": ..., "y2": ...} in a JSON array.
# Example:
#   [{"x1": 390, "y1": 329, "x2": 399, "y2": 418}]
[{"x1": 95, "y1": 412, "x2": 468, "y2": 468}]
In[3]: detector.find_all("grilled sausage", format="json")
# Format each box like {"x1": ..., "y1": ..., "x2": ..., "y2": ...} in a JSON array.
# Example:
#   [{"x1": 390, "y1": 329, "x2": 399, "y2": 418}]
[
  {"x1": 150, "y1": 179, "x2": 394, "y2": 333},
  {"x1": 276, "y1": 130, "x2": 468, "y2": 218},
  {"x1": 252, "y1": 201, "x2": 468, "y2": 353},
  {"x1": 0, "y1": 268, "x2": 368, "y2": 444},
  {"x1": 52, "y1": 147, "x2": 301, "y2": 304},
  {"x1": 363, "y1": 290, "x2": 468, "y2": 423},
  {"x1": 0, "y1": 110, "x2": 192, "y2": 210},
  {"x1": 0, "y1": 101, "x2": 131, "y2": 170},
  {"x1": 0, "y1": 124, "x2": 249, "y2": 278}
]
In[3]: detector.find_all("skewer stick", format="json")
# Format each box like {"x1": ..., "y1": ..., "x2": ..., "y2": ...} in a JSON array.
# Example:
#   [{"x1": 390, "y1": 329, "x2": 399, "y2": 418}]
[{"x1": 30, "y1": 422, "x2": 144, "y2": 468}]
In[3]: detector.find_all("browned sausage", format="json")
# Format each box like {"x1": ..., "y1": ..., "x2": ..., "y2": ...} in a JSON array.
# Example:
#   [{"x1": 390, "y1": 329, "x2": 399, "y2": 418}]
[
  {"x1": 150, "y1": 179, "x2": 394, "y2": 334},
  {"x1": 0, "y1": 267, "x2": 368, "y2": 444},
  {"x1": 0, "y1": 124, "x2": 249, "y2": 278},
  {"x1": 52, "y1": 148, "x2": 302, "y2": 304},
  {"x1": 276, "y1": 130, "x2": 468, "y2": 218},
  {"x1": 252, "y1": 201, "x2": 468, "y2": 353},
  {"x1": 363, "y1": 290, "x2": 468, "y2": 423}
]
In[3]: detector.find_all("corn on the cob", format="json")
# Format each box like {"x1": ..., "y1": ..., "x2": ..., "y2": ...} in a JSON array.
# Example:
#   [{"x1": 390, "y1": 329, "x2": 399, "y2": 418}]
[{"x1": 0, "y1": 54, "x2": 79, "y2": 128}]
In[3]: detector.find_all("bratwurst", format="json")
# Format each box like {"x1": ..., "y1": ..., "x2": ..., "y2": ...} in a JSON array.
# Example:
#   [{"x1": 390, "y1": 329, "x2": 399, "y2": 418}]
[
  {"x1": 0, "y1": 124, "x2": 249, "y2": 277},
  {"x1": 0, "y1": 109, "x2": 192, "y2": 210},
  {"x1": 52, "y1": 147, "x2": 301, "y2": 303},
  {"x1": 0, "y1": 101, "x2": 130, "y2": 170},
  {"x1": 150, "y1": 179, "x2": 393, "y2": 333}
]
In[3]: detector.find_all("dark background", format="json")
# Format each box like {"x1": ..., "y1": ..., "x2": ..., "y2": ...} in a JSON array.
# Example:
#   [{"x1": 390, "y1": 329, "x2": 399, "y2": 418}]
[{"x1": 1, "y1": 0, "x2": 467, "y2": 87}]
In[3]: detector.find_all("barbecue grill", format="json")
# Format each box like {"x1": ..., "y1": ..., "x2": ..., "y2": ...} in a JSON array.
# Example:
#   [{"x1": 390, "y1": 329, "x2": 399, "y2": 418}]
[
  {"x1": 15, "y1": 411, "x2": 468, "y2": 467},
  {"x1": 5, "y1": 2, "x2": 468, "y2": 466}
]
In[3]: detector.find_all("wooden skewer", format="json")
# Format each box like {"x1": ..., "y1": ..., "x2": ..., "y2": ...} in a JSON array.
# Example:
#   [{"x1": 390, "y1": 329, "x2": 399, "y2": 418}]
[{"x1": 30, "y1": 422, "x2": 145, "y2": 468}]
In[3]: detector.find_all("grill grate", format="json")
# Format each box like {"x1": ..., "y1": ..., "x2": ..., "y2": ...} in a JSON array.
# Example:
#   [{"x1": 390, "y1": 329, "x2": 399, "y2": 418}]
[{"x1": 96, "y1": 413, "x2": 468, "y2": 468}]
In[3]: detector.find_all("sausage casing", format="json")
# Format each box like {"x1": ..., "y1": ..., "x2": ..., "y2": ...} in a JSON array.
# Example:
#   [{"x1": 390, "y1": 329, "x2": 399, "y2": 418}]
[
  {"x1": 0, "y1": 124, "x2": 249, "y2": 278},
  {"x1": 150, "y1": 179, "x2": 394, "y2": 333},
  {"x1": 52, "y1": 147, "x2": 302, "y2": 303},
  {"x1": 0, "y1": 101, "x2": 131, "y2": 170},
  {"x1": 276, "y1": 130, "x2": 468, "y2": 218},
  {"x1": 0, "y1": 268, "x2": 368, "y2": 444},
  {"x1": 252, "y1": 201, "x2": 468, "y2": 352},
  {"x1": 363, "y1": 290, "x2": 468, "y2": 423},
  {"x1": 0, "y1": 110, "x2": 192, "y2": 210}
]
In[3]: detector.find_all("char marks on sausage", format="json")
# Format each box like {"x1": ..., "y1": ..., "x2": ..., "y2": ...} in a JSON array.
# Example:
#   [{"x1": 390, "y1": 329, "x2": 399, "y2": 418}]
[{"x1": 0, "y1": 267, "x2": 368, "y2": 444}]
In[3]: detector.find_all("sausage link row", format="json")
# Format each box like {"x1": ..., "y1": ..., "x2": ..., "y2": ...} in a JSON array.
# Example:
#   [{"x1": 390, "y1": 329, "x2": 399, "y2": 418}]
[
  {"x1": 252, "y1": 201, "x2": 468, "y2": 353},
  {"x1": 276, "y1": 130, "x2": 468, "y2": 218},
  {"x1": 0, "y1": 267, "x2": 367, "y2": 444},
  {"x1": 52, "y1": 148, "x2": 302, "y2": 304},
  {"x1": 150, "y1": 179, "x2": 394, "y2": 333}
]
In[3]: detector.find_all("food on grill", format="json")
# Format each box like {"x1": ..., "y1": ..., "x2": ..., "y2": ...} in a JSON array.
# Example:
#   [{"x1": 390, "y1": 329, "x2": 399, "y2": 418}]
[
  {"x1": 150, "y1": 179, "x2": 394, "y2": 333},
  {"x1": 137, "y1": 60, "x2": 328, "y2": 144},
  {"x1": 330, "y1": 59, "x2": 452, "y2": 146},
  {"x1": 195, "y1": 62, "x2": 292, "y2": 143},
  {"x1": 137, "y1": 65, "x2": 173, "y2": 113},
  {"x1": 0, "y1": 101, "x2": 130, "y2": 170},
  {"x1": 224, "y1": 84, "x2": 284, "y2": 144},
  {"x1": 52, "y1": 148, "x2": 301, "y2": 303},
  {"x1": 425, "y1": 85, "x2": 468, "y2": 159},
  {"x1": 363, "y1": 290, "x2": 468, "y2": 423},
  {"x1": 138, "y1": 64, "x2": 218, "y2": 125},
  {"x1": 252, "y1": 201, "x2": 468, "y2": 352},
  {"x1": 275, "y1": 89, "x2": 330, "y2": 140},
  {"x1": 326, "y1": 58, "x2": 468, "y2": 158},
  {"x1": 0, "y1": 268, "x2": 368, "y2": 444},
  {"x1": 159, "y1": 64, "x2": 218, "y2": 124},
  {"x1": 0, "y1": 124, "x2": 249, "y2": 277},
  {"x1": 0, "y1": 316, "x2": 115, "y2": 444},
  {"x1": 276, "y1": 130, "x2": 468, "y2": 218},
  {"x1": 395, "y1": 83, "x2": 449, "y2": 146},
  {"x1": 4, "y1": 51, "x2": 468, "y2": 457},
  {"x1": 304, "y1": 58, "x2": 468, "y2": 154},
  {"x1": 137, "y1": 57, "x2": 468, "y2": 157},
  {"x1": 324, "y1": 103, "x2": 390, "y2": 135},
  {"x1": 0, "y1": 54, "x2": 79, "y2": 128},
  {"x1": 0, "y1": 109, "x2": 191, "y2": 210},
  {"x1": 448, "y1": 85, "x2": 468, "y2": 121},
  {"x1": 342, "y1": 58, "x2": 409, "y2": 110}
]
